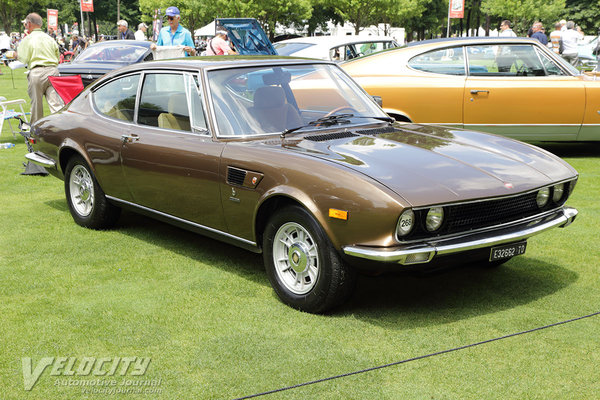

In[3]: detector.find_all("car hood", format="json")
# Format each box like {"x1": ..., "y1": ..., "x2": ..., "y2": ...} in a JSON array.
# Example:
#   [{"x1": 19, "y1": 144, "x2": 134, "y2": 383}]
[
  {"x1": 58, "y1": 62, "x2": 125, "y2": 75},
  {"x1": 273, "y1": 123, "x2": 577, "y2": 206}
]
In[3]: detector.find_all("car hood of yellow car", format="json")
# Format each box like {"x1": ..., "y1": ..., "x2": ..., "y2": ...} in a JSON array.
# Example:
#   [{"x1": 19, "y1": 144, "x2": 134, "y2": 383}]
[{"x1": 283, "y1": 123, "x2": 577, "y2": 206}]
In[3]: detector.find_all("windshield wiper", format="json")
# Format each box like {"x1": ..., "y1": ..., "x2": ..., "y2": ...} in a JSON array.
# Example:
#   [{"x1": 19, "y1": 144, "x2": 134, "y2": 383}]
[{"x1": 281, "y1": 114, "x2": 394, "y2": 138}]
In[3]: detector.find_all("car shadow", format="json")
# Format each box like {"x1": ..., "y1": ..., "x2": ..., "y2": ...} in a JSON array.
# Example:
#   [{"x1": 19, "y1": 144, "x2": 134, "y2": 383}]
[
  {"x1": 45, "y1": 200, "x2": 578, "y2": 323},
  {"x1": 337, "y1": 259, "x2": 578, "y2": 329},
  {"x1": 532, "y1": 141, "x2": 600, "y2": 158}
]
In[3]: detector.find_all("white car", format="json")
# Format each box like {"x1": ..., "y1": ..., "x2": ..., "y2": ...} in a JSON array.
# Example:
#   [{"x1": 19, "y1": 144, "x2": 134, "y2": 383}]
[{"x1": 274, "y1": 36, "x2": 399, "y2": 61}]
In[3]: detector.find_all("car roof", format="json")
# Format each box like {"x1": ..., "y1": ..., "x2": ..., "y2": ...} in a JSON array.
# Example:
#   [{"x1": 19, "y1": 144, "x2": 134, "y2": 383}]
[
  {"x1": 277, "y1": 35, "x2": 397, "y2": 47},
  {"x1": 100, "y1": 56, "x2": 334, "y2": 76},
  {"x1": 406, "y1": 36, "x2": 541, "y2": 48}
]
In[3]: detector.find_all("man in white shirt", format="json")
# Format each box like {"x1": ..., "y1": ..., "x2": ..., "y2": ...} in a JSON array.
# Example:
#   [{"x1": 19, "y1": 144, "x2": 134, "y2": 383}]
[
  {"x1": 561, "y1": 21, "x2": 580, "y2": 66},
  {"x1": 499, "y1": 20, "x2": 517, "y2": 37},
  {"x1": 135, "y1": 23, "x2": 147, "y2": 41}
]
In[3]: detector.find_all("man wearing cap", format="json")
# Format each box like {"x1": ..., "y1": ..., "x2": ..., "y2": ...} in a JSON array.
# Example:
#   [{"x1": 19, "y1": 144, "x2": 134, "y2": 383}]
[
  {"x1": 117, "y1": 20, "x2": 135, "y2": 40},
  {"x1": 206, "y1": 29, "x2": 237, "y2": 55},
  {"x1": 16, "y1": 12, "x2": 63, "y2": 123},
  {"x1": 135, "y1": 23, "x2": 147, "y2": 41},
  {"x1": 152, "y1": 6, "x2": 195, "y2": 56}
]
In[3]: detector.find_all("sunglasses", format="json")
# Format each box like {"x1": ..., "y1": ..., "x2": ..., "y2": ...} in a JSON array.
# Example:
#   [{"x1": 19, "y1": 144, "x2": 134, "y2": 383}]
[{"x1": 167, "y1": 16, "x2": 176, "y2": 20}]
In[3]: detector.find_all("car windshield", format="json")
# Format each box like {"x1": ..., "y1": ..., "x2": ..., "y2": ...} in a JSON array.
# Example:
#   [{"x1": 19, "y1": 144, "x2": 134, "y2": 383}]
[
  {"x1": 75, "y1": 45, "x2": 148, "y2": 63},
  {"x1": 207, "y1": 63, "x2": 387, "y2": 137}
]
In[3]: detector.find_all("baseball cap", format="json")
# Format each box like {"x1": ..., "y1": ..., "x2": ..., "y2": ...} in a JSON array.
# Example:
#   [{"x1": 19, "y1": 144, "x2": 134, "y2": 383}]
[{"x1": 165, "y1": 6, "x2": 180, "y2": 17}]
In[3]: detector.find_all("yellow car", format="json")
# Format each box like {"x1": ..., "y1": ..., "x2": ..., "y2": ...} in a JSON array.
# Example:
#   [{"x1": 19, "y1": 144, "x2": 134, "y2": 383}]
[{"x1": 343, "y1": 37, "x2": 600, "y2": 141}]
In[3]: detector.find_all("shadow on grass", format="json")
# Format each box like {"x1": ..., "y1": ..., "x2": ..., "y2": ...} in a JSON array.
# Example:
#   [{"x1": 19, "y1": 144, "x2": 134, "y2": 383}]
[
  {"x1": 340, "y1": 258, "x2": 578, "y2": 328},
  {"x1": 44, "y1": 198, "x2": 578, "y2": 323},
  {"x1": 532, "y1": 141, "x2": 600, "y2": 158}
]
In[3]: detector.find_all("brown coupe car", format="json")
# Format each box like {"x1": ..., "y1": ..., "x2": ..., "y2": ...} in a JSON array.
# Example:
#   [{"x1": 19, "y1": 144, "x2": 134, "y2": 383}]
[{"x1": 26, "y1": 57, "x2": 579, "y2": 313}]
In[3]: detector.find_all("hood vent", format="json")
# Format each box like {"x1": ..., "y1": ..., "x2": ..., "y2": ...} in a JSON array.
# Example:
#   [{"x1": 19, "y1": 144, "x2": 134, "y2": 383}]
[
  {"x1": 305, "y1": 132, "x2": 359, "y2": 142},
  {"x1": 227, "y1": 167, "x2": 247, "y2": 186},
  {"x1": 356, "y1": 126, "x2": 401, "y2": 135}
]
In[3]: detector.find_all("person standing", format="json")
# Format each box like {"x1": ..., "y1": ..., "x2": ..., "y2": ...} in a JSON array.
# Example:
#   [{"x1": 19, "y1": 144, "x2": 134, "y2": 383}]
[
  {"x1": 135, "y1": 23, "x2": 147, "y2": 41},
  {"x1": 16, "y1": 13, "x2": 63, "y2": 124},
  {"x1": 530, "y1": 22, "x2": 548, "y2": 45},
  {"x1": 151, "y1": 6, "x2": 195, "y2": 56},
  {"x1": 499, "y1": 20, "x2": 517, "y2": 37},
  {"x1": 561, "y1": 21, "x2": 580, "y2": 66},
  {"x1": 549, "y1": 22, "x2": 563, "y2": 54},
  {"x1": 117, "y1": 20, "x2": 135, "y2": 40},
  {"x1": 205, "y1": 30, "x2": 238, "y2": 55}
]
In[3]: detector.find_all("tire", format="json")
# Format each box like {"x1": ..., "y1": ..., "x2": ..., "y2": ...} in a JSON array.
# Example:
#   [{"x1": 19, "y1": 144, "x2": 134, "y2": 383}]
[
  {"x1": 262, "y1": 205, "x2": 356, "y2": 313},
  {"x1": 64, "y1": 155, "x2": 120, "y2": 229}
]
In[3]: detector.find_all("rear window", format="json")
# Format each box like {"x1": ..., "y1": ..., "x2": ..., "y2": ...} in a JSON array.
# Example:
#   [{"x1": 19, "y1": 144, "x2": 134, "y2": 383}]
[
  {"x1": 273, "y1": 42, "x2": 315, "y2": 56},
  {"x1": 408, "y1": 47, "x2": 465, "y2": 75}
]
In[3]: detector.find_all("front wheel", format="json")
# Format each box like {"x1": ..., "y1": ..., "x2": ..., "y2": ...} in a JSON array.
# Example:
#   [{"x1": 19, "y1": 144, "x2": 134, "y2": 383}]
[
  {"x1": 64, "y1": 155, "x2": 120, "y2": 229},
  {"x1": 263, "y1": 205, "x2": 356, "y2": 313}
]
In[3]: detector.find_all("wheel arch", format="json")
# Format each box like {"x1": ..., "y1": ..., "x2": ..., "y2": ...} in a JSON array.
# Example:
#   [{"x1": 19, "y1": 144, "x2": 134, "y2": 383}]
[
  {"x1": 254, "y1": 190, "x2": 330, "y2": 251},
  {"x1": 384, "y1": 109, "x2": 412, "y2": 122},
  {"x1": 58, "y1": 142, "x2": 94, "y2": 177}
]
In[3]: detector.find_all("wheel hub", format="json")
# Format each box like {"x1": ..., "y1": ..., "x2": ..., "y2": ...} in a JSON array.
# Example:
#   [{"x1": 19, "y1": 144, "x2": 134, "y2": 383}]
[{"x1": 288, "y1": 243, "x2": 308, "y2": 273}]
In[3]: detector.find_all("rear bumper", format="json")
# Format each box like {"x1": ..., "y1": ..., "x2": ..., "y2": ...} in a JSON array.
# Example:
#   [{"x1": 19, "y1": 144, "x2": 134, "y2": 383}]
[{"x1": 343, "y1": 207, "x2": 578, "y2": 265}]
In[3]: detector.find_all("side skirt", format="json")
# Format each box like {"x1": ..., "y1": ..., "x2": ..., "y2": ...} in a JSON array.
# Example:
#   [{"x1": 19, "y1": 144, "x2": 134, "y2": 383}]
[{"x1": 106, "y1": 196, "x2": 261, "y2": 254}]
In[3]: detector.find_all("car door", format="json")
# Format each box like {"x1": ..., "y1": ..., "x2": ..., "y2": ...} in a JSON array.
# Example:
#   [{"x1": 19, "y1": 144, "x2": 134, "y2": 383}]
[
  {"x1": 120, "y1": 71, "x2": 227, "y2": 230},
  {"x1": 463, "y1": 43, "x2": 585, "y2": 141}
]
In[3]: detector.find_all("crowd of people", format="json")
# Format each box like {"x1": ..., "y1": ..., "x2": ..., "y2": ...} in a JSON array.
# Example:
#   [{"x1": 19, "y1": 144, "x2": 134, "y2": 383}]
[{"x1": 499, "y1": 19, "x2": 592, "y2": 66}]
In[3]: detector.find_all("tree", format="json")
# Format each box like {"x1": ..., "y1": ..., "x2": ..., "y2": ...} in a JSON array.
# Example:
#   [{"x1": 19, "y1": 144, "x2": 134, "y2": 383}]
[
  {"x1": 330, "y1": 0, "x2": 383, "y2": 34},
  {"x1": 481, "y1": 0, "x2": 565, "y2": 35},
  {"x1": 565, "y1": 0, "x2": 600, "y2": 36}
]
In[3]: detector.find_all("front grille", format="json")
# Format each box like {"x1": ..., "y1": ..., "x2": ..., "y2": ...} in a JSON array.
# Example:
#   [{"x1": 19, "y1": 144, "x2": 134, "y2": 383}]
[
  {"x1": 446, "y1": 192, "x2": 539, "y2": 231},
  {"x1": 227, "y1": 167, "x2": 246, "y2": 186},
  {"x1": 305, "y1": 132, "x2": 358, "y2": 142}
]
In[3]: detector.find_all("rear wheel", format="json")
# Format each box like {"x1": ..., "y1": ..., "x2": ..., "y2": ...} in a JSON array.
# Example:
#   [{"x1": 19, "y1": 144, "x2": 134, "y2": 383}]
[
  {"x1": 64, "y1": 155, "x2": 120, "y2": 229},
  {"x1": 263, "y1": 205, "x2": 356, "y2": 313}
]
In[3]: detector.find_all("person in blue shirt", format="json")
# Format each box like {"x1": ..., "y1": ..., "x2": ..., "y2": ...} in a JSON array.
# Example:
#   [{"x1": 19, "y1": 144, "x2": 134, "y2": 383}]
[{"x1": 151, "y1": 6, "x2": 195, "y2": 56}]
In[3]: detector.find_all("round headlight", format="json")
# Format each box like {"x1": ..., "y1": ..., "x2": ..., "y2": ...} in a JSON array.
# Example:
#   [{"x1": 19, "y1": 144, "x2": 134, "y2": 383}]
[
  {"x1": 397, "y1": 209, "x2": 414, "y2": 237},
  {"x1": 425, "y1": 207, "x2": 444, "y2": 232},
  {"x1": 552, "y1": 183, "x2": 565, "y2": 202},
  {"x1": 536, "y1": 187, "x2": 550, "y2": 208}
]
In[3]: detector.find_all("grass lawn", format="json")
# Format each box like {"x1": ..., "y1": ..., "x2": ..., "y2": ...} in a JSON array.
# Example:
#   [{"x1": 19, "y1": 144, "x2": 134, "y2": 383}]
[{"x1": 1, "y1": 63, "x2": 599, "y2": 399}]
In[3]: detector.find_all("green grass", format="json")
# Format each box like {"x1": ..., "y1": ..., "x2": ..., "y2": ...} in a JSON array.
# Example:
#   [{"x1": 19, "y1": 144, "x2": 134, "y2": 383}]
[{"x1": 1, "y1": 63, "x2": 600, "y2": 399}]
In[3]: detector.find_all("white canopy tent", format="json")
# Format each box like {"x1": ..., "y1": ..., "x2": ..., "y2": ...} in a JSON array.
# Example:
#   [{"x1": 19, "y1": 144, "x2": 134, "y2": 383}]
[{"x1": 194, "y1": 21, "x2": 216, "y2": 37}]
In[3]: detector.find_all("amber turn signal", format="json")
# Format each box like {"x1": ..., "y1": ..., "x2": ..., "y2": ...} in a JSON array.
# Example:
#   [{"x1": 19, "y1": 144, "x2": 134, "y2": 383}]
[{"x1": 329, "y1": 208, "x2": 348, "y2": 220}]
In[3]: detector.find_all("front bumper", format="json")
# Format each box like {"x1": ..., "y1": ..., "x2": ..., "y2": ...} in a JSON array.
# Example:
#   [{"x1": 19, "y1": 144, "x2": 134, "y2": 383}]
[{"x1": 343, "y1": 207, "x2": 578, "y2": 265}]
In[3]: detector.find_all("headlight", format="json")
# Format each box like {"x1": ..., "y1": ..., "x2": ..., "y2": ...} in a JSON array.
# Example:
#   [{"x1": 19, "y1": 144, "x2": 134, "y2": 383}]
[
  {"x1": 425, "y1": 207, "x2": 444, "y2": 232},
  {"x1": 568, "y1": 179, "x2": 577, "y2": 195},
  {"x1": 396, "y1": 209, "x2": 414, "y2": 237},
  {"x1": 552, "y1": 183, "x2": 565, "y2": 202},
  {"x1": 536, "y1": 187, "x2": 550, "y2": 208}
]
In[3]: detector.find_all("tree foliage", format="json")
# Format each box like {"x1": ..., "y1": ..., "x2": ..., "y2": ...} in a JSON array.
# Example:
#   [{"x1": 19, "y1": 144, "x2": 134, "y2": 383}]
[{"x1": 481, "y1": 0, "x2": 565, "y2": 35}]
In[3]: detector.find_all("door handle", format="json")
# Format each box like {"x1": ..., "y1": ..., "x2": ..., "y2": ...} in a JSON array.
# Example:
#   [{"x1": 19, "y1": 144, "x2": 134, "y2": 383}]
[
  {"x1": 470, "y1": 90, "x2": 490, "y2": 94},
  {"x1": 121, "y1": 134, "x2": 139, "y2": 143}
]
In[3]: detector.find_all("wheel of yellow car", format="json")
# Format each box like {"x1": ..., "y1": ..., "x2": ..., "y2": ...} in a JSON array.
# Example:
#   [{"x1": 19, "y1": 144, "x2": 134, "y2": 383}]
[
  {"x1": 64, "y1": 155, "x2": 120, "y2": 229},
  {"x1": 263, "y1": 205, "x2": 356, "y2": 313}
]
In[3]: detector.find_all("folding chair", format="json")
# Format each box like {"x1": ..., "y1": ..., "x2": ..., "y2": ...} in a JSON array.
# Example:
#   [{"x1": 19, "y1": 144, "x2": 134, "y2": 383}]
[{"x1": 0, "y1": 96, "x2": 30, "y2": 138}]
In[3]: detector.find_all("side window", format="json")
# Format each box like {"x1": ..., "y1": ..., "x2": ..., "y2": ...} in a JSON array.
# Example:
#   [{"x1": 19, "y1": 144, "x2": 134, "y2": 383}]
[
  {"x1": 93, "y1": 74, "x2": 140, "y2": 121},
  {"x1": 408, "y1": 47, "x2": 465, "y2": 75},
  {"x1": 535, "y1": 48, "x2": 566, "y2": 76},
  {"x1": 138, "y1": 73, "x2": 191, "y2": 131},
  {"x1": 467, "y1": 44, "x2": 549, "y2": 76}
]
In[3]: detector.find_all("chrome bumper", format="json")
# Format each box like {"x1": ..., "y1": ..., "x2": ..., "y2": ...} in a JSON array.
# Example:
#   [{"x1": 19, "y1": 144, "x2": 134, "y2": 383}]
[
  {"x1": 343, "y1": 207, "x2": 578, "y2": 265},
  {"x1": 25, "y1": 152, "x2": 56, "y2": 168}
]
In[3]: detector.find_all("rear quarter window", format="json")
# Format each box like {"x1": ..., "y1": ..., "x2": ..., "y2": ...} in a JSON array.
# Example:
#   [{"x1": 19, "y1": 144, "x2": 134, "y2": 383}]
[{"x1": 408, "y1": 47, "x2": 465, "y2": 75}]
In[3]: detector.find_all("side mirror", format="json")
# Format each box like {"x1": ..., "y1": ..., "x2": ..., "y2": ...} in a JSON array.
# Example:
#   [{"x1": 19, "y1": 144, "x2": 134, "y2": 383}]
[{"x1": 372, "y1": 96, "x2": 382, "y2": 107}]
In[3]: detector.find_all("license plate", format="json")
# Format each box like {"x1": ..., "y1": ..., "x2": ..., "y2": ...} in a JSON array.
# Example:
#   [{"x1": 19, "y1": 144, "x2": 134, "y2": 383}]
[{"x1": 489, "y1": 241, "x2": 527, "y2": 261}]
